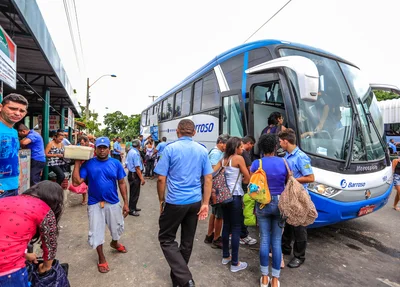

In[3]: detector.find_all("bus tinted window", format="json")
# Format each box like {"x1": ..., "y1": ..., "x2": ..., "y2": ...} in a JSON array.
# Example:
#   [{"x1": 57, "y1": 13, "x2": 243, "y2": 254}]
[
  {"x1": 141, "y1": 110, "x2": 147, "y2": 126},
  {"x1": 174, "y1": 91, "x2": 182, "y2": 117},
  {"x1": 193, "y1": 80, "x2": 202, "y2": 113},
  {"x1": 221, "y1": 54, "x2": 244, "y2": 90},
  {"x1": 201, "y1": 72, "x2": 219, "y2": 110},
  {"x1": 248, "y1": 48, "x2": 273, "y2": 69},
  {"x1": 182, "y1": 86, "x2": 191, "y2": 116},
  {"x1": 161, "y1": 97, "x2": 173, "y2": 121}
]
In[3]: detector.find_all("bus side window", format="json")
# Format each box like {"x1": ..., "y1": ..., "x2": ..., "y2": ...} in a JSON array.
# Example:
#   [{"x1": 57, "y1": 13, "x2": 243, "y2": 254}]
[
  {"x1": 201, "y1": 72, "x2": 219, "y2": 110},
  {"x1": 193, "y1": 80, "x2": 202, "y2": 113},
  {"x1": 174, "y1": 91, "x2": 182, "y2": 118}
]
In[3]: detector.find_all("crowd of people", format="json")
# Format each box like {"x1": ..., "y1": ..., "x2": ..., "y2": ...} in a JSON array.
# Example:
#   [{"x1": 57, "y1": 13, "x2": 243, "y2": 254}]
[{"x1": 0, "y1": 92, "x2": 397, "y2": 287}]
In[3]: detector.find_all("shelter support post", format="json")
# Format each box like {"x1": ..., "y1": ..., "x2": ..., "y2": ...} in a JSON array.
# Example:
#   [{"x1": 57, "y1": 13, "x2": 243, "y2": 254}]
[
  {"x1": 0, "y1": 80, "x2": 3, "y2": 102},
  {"x1": 29, "y1": 115, "x2": 34, "y2": 129},
  {"x1": 42, "y1": 88, "x2": 50, "y2": 180},
  {"x1": 68, "y1": 127, "x2": 72, "y2": 143},
  {"x1": 60, "y1": 106, "x2": 66, "y2": 131}
]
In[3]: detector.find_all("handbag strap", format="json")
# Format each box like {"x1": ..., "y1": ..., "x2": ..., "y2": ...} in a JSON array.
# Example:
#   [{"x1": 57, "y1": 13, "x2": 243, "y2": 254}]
[
  {"x1": 231, "y1": 169, "x2": 241, "y2": 193},
  {"x1": 283, "y1": 158, "x2": 293, "y2": 177}
]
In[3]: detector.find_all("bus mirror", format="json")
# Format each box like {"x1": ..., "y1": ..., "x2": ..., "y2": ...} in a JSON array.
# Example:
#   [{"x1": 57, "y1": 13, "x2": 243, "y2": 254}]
[
  {"x1": 320, "y1": 75, "x2": 325, "y2": 92},
  {"x1": 245, "y1": 56, "x2": 319, "y2": 102}
]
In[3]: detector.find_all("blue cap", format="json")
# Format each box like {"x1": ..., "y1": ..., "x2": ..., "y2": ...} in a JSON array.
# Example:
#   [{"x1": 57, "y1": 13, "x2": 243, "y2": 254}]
[{"x1": 95, "y1": 137, "x2": 110, "y2": 148}]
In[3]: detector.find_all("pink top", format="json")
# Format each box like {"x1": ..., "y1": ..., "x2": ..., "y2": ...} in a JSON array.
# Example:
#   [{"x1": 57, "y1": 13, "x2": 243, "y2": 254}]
[{"x1": 0, "y1": 195, "x2": 58, "y2": 274}]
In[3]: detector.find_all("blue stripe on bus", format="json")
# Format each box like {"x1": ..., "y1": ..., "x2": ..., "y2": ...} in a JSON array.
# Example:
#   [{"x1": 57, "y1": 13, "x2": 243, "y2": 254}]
[{"x1": 242, "y1": 51, "x2": 249, "y2": 102}]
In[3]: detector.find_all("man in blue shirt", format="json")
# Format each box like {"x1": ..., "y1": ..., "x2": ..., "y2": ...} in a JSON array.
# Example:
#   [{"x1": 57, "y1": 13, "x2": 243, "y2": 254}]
[
  {"x1": 154, "y1": 136, "x2": 167, "y2": 159},
  {"x1": 126, "y1": 139, "x2": 145, "y2": 216},
  {"x1": 112, "y1": 136, "x2": 122, "y2": 162},
  {"x1": 72, "y1": 136, "x2": 129, "y2": 273},
  {"x1": 0, "y1": 94, "x2": 28, "y2": 198},
  {"x1": 278, "y1": 128, "x2": 315, "y2": 269},
  {"x1": 155, "y1": 119, "x2": 213, "y2": 287},
  {"x1": 18, "y1": 124, "x2": 46, "y2": 186},
  {"x1": 205, "y1": 134, "x2": 229, "y2": 249}
]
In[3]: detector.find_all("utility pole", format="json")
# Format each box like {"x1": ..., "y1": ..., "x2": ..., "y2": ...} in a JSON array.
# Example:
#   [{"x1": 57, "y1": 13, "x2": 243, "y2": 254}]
[
  {"x1": 86, "y1": 77, "x2": 90, "y2": 120},
  {"x1": 149, "y1": 95, "x2": 158, "y2": 102}
]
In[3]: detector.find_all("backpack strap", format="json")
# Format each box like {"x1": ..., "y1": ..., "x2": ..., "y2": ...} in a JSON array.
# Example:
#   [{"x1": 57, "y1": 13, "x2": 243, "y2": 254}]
[
  {"x1": 283, "y1": 158, "x2": 293, "y2": 177},
  {"x1": 258, "y1": 159, "x2": 263, "y2": 171}
]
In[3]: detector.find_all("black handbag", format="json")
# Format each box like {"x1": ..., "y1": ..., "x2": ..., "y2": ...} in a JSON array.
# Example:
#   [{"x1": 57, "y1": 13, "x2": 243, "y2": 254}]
[{"x1": 27, "y1": 259, "x2": 70, "y2": 287}]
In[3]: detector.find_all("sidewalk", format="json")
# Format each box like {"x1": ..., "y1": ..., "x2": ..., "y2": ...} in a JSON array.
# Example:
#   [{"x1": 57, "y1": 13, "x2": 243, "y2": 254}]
[{"x1": 57, "y1": 179, "x2": 258, "y2": 287}]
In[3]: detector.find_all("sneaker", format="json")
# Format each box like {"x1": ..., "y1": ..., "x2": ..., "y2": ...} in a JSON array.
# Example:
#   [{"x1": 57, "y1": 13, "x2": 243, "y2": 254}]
[
  {"x1": 230, "y1": 261, "x2": 248, "y2": 273},
  {"x1": 211, "y1": 237, "x2": 222, "y2": 249},
  {"x1": 221, "y1": 257, "x2": 231, "y2": 265},
  {"x1": 240, "y1": 236, "x2": 257, "y2": 245},
  {"x1": 204, "y1": 233, "x2": 214, "y2": 244}
]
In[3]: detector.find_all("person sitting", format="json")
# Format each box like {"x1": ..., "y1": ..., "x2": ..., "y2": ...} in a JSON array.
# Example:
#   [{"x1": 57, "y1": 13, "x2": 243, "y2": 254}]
[
  {"x1": 261, "y1": 112, "x2": 286, "y2": 135},
  {"x1": 0, "y1": 181, "x2": 64, "y2": 286}
]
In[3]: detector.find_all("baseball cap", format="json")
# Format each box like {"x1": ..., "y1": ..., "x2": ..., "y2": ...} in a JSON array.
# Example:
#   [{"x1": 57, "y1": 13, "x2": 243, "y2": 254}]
[{"x1": 95, "y1": 137, "x2": 110, "y2": 148}]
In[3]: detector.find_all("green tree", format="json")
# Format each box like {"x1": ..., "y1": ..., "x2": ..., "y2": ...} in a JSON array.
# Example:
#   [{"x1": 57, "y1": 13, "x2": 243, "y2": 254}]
[
  {"x1": 76, "y1": 102, "x2": 101, "y2": 134},
  {"x1": 100, "y1": 111, "x2": 141, "y2": 141},
  {"x1": 374, "y1": 90, "x2": 400, "y2": 101}
]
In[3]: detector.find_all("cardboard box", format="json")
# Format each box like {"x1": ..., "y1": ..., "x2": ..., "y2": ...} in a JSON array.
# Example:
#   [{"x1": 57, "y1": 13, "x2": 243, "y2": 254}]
[{"x1": 64, "y1": 145, "x2": 94, "y2": 160}]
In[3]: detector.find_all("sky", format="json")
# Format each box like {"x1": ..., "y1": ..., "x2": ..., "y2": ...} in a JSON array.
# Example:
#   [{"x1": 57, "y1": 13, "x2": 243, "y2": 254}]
[{"x1": 36, "y1": 0, "x2": 400, "y2": 123}]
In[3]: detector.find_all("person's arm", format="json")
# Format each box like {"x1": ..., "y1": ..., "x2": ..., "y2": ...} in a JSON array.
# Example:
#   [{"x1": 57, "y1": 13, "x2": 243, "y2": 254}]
[
  {"x1": 198, "y1": 174, "x2": 212, "y2": 220},
  {"x1": 393, "y1": 159, "x2": 398, "y2": 174},
  {"x1": 135, "y1": 166, "x2": 145, "y2": 185},
  {"x1": 118, "y1": 178, "x2": 129, "y2": 217},
  {"x1": 296, "y1": 156, "x2": 315, "y2": 184},
  {"x1": 316, "y1": 105, "x2": 330, "y2": 132},
  {"x1": 20, "y1": 137, "x2": 32, "y2": 147},
  {"x1": 296, "y1": 174, "x2": 315, "y2": 184},
  {"x1": 237, "y1": 156, "x2": 250, "y2": 184},
  {"x1": 157, "y1": 175, "x2": 166, "y2": 213},
  {"x1": 72, "y1": 160, "x2": 85, "y2": 186},
  {"x1": 38, "y1": 209, "x2": 57, "y2": 274}
]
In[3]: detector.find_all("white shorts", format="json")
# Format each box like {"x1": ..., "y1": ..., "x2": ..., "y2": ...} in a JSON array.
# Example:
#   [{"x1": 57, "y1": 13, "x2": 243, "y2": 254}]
[{"x1": 87, "y1": 202, "x2": 125, "y2": 249}]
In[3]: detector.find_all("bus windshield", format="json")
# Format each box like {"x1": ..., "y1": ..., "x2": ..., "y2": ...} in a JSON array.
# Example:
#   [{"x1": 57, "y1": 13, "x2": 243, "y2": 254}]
[{"x1": 279, "y1": 48, "x2": 386, "y2": 162}]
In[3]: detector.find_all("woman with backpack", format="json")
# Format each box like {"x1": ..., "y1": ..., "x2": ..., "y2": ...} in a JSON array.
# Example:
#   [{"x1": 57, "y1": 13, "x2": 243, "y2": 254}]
[
  {"x1": 250, "y1": 134, "x2": 288, "y2": 287},
  {"x1": 0, "y1": 181, "x2": 65, "y2": 286},
  {"x1": 212, "y1": 137, "x2": 250, "y2": 273}
]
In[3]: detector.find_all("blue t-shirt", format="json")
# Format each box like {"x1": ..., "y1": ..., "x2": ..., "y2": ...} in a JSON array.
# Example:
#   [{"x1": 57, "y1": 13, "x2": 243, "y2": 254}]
[
  {"x1": 250, "y1": 157, "x2": 287, "y2": 196},
  {"x1": 208, "y1": 147, "x2": 223, "y2": 166},
  {"x1": 113, "y1": 141, "x2": 121, "y2": 155},
  {"x1": 26, "y1": 130, "x2": 46, "y2": 162},
  {"x1": 0, "y1": 122, "x2": 19, "y2": 190},
  {"x1": 80, "y1": 157, "x2": 126, "y2": 205},
  {"x1": 156, "y1": 142, "x2": 167, "y2": 157},
  {"x1": 284, "y1": 147, "x2": 313, "y2": 188},
  {"x1": 389, "y1": 142, "x2": 397, "y2": 153},
  {"x1": 126, "y1": 148, "x2": 143, "y2": 172},
  {"x1": 154, "y1": 136, "x2": 213, "y2": 205}
]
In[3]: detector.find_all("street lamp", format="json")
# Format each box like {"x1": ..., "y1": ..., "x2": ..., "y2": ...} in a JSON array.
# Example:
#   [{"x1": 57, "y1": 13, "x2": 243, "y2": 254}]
[{"x1": 86, "y1": 74, "x2": 117, "y2": 119}]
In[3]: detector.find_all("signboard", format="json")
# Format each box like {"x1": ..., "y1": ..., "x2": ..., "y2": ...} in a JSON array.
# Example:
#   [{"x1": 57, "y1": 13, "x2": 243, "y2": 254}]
[
  {"x1": 67, "y1": 108, "x2": 74, "y2": 128},
  {"x1": 18, "y1": 149, "x2": 31, "y2": 194},
  {"x1": 0, "y1": 25, "x2": 16, "y2": 89},
  {"x1": 38, "y1": 115, "x2": 68, "y2": 130}
]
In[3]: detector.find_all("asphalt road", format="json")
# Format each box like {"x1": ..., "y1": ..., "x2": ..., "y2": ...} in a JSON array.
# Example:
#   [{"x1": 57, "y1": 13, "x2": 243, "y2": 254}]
[{"x1": 56, "y1": 179, "x2": 400, "y2": 287}]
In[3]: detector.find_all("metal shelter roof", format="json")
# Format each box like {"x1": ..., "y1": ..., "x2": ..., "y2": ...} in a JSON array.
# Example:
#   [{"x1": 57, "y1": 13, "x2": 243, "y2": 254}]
[{"x1": 0, "y1": 0, "x2": 81, "y2": 117}]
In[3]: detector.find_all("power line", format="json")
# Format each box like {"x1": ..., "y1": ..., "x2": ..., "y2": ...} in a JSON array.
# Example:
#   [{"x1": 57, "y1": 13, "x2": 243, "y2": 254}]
[
  {"x1": 63, "y1": 0, "x2": 81, "y2": 72},
  {"x1": 71, "y1": 0, "x2": 85, "y2": 70},
  {"x1": 243, "y1": 0, "x2": 293, "y2": 44}
]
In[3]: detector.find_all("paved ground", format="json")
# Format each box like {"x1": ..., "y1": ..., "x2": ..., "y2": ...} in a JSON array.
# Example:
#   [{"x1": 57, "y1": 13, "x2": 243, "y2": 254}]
[{"x1": 56, "y1": 179, "x2": 400, "y2": 287}]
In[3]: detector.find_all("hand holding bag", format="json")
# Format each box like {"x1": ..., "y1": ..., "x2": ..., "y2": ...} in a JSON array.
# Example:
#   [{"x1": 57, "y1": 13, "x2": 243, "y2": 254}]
[
  {"x1": 210, "y1": 158, "x2": 240, "y2": 206},
  {"x1": 27, "y1": 259, "x2": 70, "y2": 287},
  {"x1": 278, "y1": 159, "x2": 318, "y2": 226}
]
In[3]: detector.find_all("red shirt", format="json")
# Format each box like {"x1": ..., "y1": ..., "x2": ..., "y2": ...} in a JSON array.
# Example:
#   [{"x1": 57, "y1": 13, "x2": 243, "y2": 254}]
[{"x1": 0, "y1": 195, "x2": 57, "y2": 274}]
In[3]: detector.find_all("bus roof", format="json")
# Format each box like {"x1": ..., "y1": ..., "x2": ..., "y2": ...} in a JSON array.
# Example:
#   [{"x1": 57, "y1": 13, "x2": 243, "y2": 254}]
[{"x1": 150, "y1": 39, "x2": 348, "y2": 107}]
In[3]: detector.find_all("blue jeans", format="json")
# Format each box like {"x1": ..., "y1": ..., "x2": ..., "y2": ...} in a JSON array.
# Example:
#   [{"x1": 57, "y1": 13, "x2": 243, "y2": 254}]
[
  {"x1": 0, "y1": 188, "x2": 18, "y2": 198},
  {"x1": 0, "y1": 267, "x2": 29, "y2": 287},
  {"x1": 222, "y1": 195, "x2": 243, "y2": 265},
  {"x1": 256, "y1": 196, "x2": 282, "y2": 278}
]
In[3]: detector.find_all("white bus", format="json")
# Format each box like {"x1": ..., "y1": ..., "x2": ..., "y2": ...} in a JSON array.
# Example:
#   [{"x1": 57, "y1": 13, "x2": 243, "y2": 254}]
[{"x1": 141, "y1": 39, "x2": 393, "y2": 228}]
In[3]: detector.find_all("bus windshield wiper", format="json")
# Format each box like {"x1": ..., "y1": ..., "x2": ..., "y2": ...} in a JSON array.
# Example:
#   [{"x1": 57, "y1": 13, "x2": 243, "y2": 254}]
[
  {"x1": 344, "y1": 94, "x2": 358, "y2": 170},
  {"x1": 357, "y1": 97, "x2": 390, "y2": 166}
]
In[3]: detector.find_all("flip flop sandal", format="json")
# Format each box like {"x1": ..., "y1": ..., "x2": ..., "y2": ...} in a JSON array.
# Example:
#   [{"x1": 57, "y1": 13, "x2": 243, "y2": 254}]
[
  {"x1": 110, "y1": 242, "x2": 127, "y2": 253},
  {"x1": 97, "y1": 262, "x2": 110, "y2": 273}
]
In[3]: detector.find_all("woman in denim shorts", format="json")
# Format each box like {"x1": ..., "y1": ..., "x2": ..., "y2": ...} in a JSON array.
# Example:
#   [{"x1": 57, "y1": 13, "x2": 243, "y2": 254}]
[{"x1": 392, "y1": 158, "x2": 400, "y2": 211}]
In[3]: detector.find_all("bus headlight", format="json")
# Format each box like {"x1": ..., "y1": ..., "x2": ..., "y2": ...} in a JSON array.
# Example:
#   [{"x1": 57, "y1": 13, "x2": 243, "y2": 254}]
[{"x1": 307, "y1": 182, "x2": 342, "y2": 198}]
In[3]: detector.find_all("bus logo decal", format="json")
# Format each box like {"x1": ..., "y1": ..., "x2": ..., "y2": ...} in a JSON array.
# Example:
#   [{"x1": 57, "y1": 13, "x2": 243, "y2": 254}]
[{"x1": 340, "y1": 179, "x2": 347, "y2": 188}]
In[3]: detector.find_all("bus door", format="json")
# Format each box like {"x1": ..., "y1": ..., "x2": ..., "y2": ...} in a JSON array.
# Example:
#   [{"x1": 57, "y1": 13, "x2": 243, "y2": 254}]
[{"x1": 220, "y1": 89, "x2": 247, "y2": 137}]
